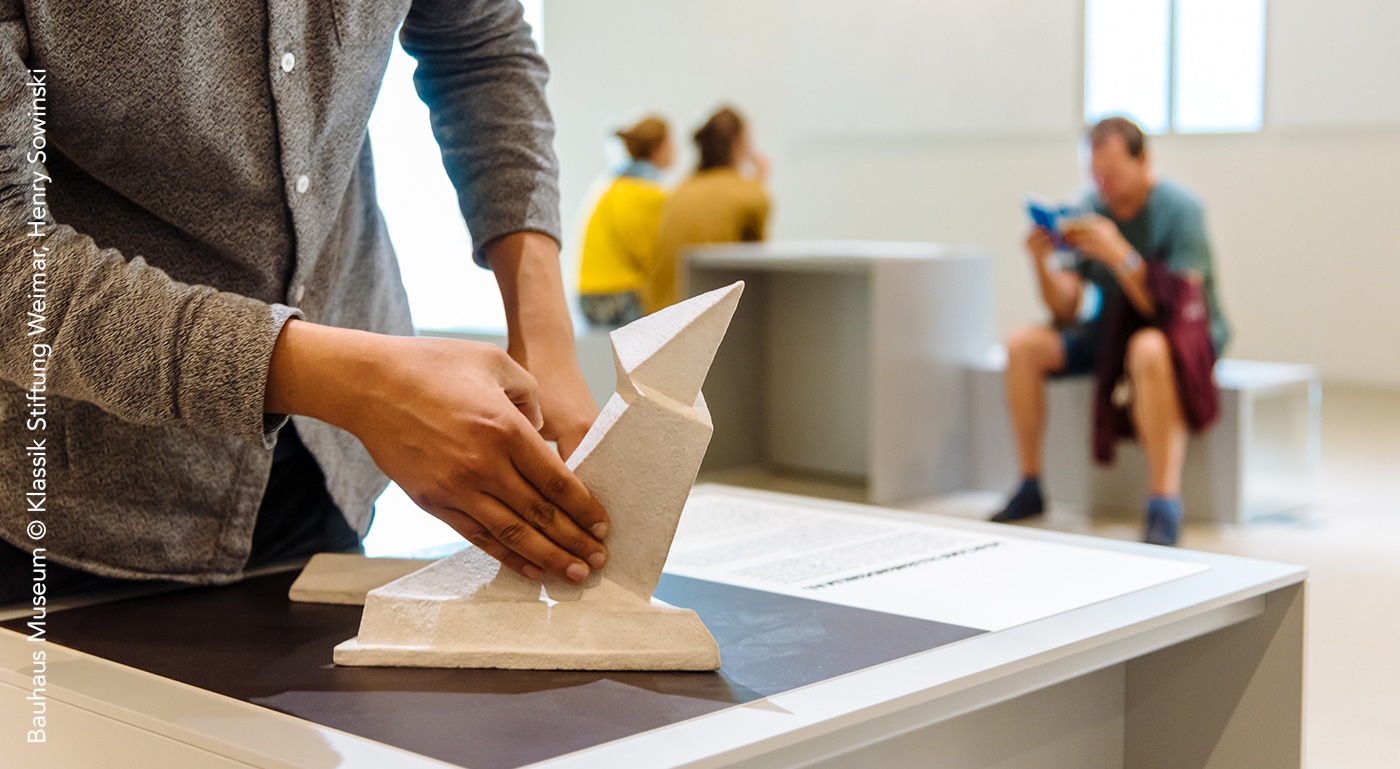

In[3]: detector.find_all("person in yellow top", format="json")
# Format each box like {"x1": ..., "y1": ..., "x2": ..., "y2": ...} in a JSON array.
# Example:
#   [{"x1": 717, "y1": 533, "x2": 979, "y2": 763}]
[
  {"x1": 577, "y1": 116, "x2": 675, "y2": 327},
  {"x1": 651, "y1": 107, "x2": 772, "y2": 311}
]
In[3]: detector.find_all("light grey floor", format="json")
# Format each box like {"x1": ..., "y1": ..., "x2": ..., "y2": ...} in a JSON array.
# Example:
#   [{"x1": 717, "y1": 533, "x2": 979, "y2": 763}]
[{"x1": 702, "y1": 385, "x2": 1400, "y2": 769}]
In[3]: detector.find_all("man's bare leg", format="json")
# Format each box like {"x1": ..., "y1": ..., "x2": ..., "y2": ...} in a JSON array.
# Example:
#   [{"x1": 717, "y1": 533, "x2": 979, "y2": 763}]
[
  {"x1": 994, "y1": 326, "x2": 1067, "y2": 522},
  {"x1": 1127, "y1": 328, "x2": 1187, "y2": 494},
  {"x1": 1126, "y1": 328, "x2": 1188, "y2": 544},
  {"x1": 1007, "y1": 326, "x2": 1067, "y2": 476}
]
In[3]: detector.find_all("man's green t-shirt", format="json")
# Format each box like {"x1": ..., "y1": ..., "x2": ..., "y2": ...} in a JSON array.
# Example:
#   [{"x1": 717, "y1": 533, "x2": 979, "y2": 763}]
[{"x1": 1077, "y1": 180, "x2": 1231, "y2": 355}]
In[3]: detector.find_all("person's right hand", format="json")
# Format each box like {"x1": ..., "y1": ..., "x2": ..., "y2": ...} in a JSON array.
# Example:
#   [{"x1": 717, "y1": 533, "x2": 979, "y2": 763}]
[
  {"x1": 265, "y1": 323, "x2": 609, "y2": 584},
  {"x1": 1026, "y1": 227, "x2": 1056, "y2": 262}
]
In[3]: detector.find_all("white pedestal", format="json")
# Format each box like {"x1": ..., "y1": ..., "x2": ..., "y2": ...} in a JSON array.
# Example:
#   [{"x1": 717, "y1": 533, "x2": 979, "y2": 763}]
[{"x1": 686, "y1": 240, "x2": 994, "y2": 504}]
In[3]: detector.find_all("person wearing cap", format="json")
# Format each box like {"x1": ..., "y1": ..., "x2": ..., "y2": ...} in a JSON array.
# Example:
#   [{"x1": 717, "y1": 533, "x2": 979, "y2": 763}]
[{"x1": 577, "y1": 116, "x2": 675, "y2": 325}]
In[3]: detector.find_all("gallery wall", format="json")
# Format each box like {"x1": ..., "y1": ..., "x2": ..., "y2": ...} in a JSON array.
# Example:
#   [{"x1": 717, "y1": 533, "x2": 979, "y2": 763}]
[{"x1": 544, "y1": 0, "x2": 1400, "y2": 387}]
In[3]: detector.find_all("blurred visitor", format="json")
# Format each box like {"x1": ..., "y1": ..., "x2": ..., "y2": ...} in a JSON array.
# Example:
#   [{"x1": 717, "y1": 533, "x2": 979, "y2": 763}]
[
  {"x1": 993, "y1": 116, "x2": 1230, "y2": 547},
  {"x1": 651, "y1": 106, "x2": 770, "y2": 311},
  {"x1": 577, "y1": 115, "x2": 676, "y2": 327}
]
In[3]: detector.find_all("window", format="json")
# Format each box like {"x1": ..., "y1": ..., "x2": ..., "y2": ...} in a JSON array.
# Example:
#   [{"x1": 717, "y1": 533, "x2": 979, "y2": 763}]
[
  {"x1": 1084, "y1": 0, "x2": 1266, "y2": 134},
  {"x1": 1084, "y1": 0, "x2": 1172, "y2": 134},
  {"x1": 366, "y1": 2, "x2": 546, "y2": 332},
  {"x1": 364, "y1": 2, "x2": 547, "y2": 555},
  {"x1": 1172, "y1": 0, "x2": 1266, "y2": 133},
  {"x1": 520, "y1": 0, "x2": 543, "y2": 49}
]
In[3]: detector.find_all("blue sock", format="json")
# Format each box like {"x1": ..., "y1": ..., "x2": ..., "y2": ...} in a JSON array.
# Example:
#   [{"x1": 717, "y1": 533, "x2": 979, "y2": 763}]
[
  {"x1": 1145, "y1": 496, "x2": 1183, "y2": 545},
  {"x1": 1147, "y1": 496, "x2": 1182, "y2": 517}
]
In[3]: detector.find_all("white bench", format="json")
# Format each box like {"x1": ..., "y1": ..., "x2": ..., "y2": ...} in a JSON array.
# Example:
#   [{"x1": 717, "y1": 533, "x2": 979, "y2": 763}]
[{"x1": 966, "y1": 349, "x2": 1321, "y2": 524}]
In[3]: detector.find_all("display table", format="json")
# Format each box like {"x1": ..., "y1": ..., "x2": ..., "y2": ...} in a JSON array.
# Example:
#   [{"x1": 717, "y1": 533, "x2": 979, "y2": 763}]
[
  {"x1": 685, "y1": 241, "x2": 995, "y2": 503},
  {"x1": 1, "y1": 485, "x2": 1305, "y2": 768}
]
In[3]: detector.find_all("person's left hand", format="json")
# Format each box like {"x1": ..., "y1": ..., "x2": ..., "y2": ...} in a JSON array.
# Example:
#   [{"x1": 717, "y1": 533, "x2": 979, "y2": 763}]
[
  {"x1": 1062, "y1": 214, "x2": 1133, "y2": 267},
  {"x1": 530, "y1": 354, "x2": 600, "y2": 460},
  {"x1": 482, "y1": 231, "x2": 602, "y2": 461}
]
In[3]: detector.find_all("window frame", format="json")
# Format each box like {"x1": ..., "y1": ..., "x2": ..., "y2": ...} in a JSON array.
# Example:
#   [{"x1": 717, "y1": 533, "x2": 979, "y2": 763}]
[{"x1": 1083, "y1": 0, "x2": 1268, "y2": 136}]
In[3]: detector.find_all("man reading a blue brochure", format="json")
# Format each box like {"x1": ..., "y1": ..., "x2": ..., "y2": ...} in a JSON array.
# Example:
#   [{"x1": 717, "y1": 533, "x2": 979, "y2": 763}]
[{"x1": 993, "y1": 117, "x2": 1230, "y2": 546}]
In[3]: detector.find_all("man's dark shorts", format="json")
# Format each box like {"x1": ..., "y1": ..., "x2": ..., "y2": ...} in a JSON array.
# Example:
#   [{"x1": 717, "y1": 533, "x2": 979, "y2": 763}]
[{"x1": 1055, "y1": 322, "x2": 1100, "y2": 377}]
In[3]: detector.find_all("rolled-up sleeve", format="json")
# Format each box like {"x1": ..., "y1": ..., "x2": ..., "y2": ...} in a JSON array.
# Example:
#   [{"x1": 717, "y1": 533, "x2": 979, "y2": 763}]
[
  {"x1": 0, "y1": 11, "x2": 299, "y2": 448},
  {"x1": 399, "y1": 0, "x2": 562, "y2": 268}
]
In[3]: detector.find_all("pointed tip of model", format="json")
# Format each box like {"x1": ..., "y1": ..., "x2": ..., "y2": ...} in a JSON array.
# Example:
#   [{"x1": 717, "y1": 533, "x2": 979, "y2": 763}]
[{"x1": 610, "y1": 281, "x2": 744, "y2": 406}]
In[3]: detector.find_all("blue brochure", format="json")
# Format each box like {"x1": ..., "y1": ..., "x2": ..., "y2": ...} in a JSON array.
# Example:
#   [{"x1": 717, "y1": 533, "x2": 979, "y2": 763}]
[{"x1": 1025, "y1": 199, "x2": 1087, "y2": 251}]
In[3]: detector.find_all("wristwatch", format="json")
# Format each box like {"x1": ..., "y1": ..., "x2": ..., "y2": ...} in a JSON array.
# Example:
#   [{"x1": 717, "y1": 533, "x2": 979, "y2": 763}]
[{"x1": 1119, "y1": 249, "x2": 1143, "y2": 273}]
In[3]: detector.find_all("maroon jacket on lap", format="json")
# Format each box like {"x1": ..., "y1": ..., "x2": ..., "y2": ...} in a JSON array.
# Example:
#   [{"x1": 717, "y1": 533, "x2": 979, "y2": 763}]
[{"x1": 1092, "y1": 261, "x2": 1220, "y2": 465}]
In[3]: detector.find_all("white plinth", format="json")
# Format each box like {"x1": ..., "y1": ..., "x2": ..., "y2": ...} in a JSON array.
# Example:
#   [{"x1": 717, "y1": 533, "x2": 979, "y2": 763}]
[{"x1": 686, "y1": 240, "x2": 994, "y2": 504}]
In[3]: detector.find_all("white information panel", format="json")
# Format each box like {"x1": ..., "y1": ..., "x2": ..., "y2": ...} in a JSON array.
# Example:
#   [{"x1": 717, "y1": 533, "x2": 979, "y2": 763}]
[{"x1": 666, "y1": 490, "x2": 1206, "y2": 632}]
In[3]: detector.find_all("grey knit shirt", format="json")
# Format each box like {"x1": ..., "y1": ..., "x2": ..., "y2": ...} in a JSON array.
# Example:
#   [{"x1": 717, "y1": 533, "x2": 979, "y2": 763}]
[{"x1": 0, "y1": 1, "x2": 561, "y2": 582}]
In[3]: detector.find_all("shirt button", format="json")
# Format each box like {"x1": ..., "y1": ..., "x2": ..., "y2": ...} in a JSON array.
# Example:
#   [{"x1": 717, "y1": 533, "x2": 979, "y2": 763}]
[
  {"x1": 295, "y1": 175, "x2": 310, "y2": 194},
  {"x1": 281, "y1": 52, "x2": 296, "y2": 73},
  {"x1": 291, "y1": 285, "x2": 305, "y2": 304}
]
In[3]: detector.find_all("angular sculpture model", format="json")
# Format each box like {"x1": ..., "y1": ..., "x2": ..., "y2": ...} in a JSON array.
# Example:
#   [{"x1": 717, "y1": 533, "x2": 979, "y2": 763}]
[{"x1": 333, "y1": 282, "x2": 744, "y2": 670}]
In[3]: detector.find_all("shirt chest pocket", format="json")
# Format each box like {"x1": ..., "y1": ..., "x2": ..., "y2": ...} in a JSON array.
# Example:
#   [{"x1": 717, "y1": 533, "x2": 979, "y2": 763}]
[{"x1": 327, "y1": 0, "x2": 412, "y2": 46}]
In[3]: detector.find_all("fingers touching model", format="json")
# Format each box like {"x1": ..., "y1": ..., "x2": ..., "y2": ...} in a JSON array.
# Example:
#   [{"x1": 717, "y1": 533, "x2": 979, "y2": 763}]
[{"x1": 264, "y1": 322, "x2": 609, "y2": 585}]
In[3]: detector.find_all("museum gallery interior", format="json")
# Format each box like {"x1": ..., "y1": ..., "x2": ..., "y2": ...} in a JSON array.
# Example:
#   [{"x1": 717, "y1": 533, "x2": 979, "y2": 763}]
[{"x1": 3, "y1": 2, "x2": 1398, "y2": 768}]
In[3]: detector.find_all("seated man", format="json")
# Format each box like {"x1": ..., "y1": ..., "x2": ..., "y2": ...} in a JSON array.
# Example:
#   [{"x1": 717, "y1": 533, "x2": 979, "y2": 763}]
[{"x1": 992, "y1": 117, "x2": 1230, "y2": 546}]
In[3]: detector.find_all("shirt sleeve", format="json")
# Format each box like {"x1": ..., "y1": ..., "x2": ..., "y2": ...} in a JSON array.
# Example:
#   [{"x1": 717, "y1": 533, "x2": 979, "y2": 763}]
[
  {"x1": 1165, "y1": 199, "x2": 1213, "y2": 279},
  {"x1": 0, "y1": 11, "x2": 299, "y2": 448},
  {"x1": 399, "y1": 0, "x2": 562, "y2": 268}
]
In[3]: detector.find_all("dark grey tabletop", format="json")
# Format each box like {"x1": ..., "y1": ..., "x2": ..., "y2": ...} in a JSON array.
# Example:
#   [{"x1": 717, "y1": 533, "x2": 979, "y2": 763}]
[{"x1": 4, "y1": 569, "x2": 984, "y2": 769}]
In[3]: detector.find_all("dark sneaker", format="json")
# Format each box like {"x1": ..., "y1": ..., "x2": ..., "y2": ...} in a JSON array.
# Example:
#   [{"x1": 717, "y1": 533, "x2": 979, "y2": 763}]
[
  {"x1": 1144, "y1": 497, "x2": 1183, "y2": 546},
  {"x1": 991, "y1": 478, "x2": 1045, "y2": 523}
]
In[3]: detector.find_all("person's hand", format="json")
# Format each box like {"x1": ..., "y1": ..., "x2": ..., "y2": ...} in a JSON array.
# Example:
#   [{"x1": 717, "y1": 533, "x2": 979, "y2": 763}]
[
  {"x1": 530, "y1": 356, "x2": 600, "y2": 460},
  {"x1": 265, "y1": 322, "x2": 609, "y2": 584},
  {"x1": 352, "y1": 337, "x2": 608, "y2": 583},
  {"x1": 1025, "y1": 227, "x2": 1057, "y2": 262},
  {"x1": 1062, "y1": 214, "x2": 1133, "y2": 267},
  {"x1": 749, "y1": 150, "x2": 771, "y2": 183},
  {"x1": 482, "y1": 232, "x2": 601, "y2": 460}
]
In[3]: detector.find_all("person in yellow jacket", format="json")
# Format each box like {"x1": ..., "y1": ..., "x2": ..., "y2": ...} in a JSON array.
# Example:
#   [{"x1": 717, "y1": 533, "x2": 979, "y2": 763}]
[{"x1": 577, "y1": 116, "x2": 675, "y2": 326}]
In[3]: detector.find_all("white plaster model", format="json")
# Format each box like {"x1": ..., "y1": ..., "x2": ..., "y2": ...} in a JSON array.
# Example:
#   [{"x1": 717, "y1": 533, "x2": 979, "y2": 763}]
[
  {"x1": 287, "y1": 554, "x2": 432, "y2": 606},
  {"x1": 333, "y1": 282, "x2": 744, "y2": 670}
]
